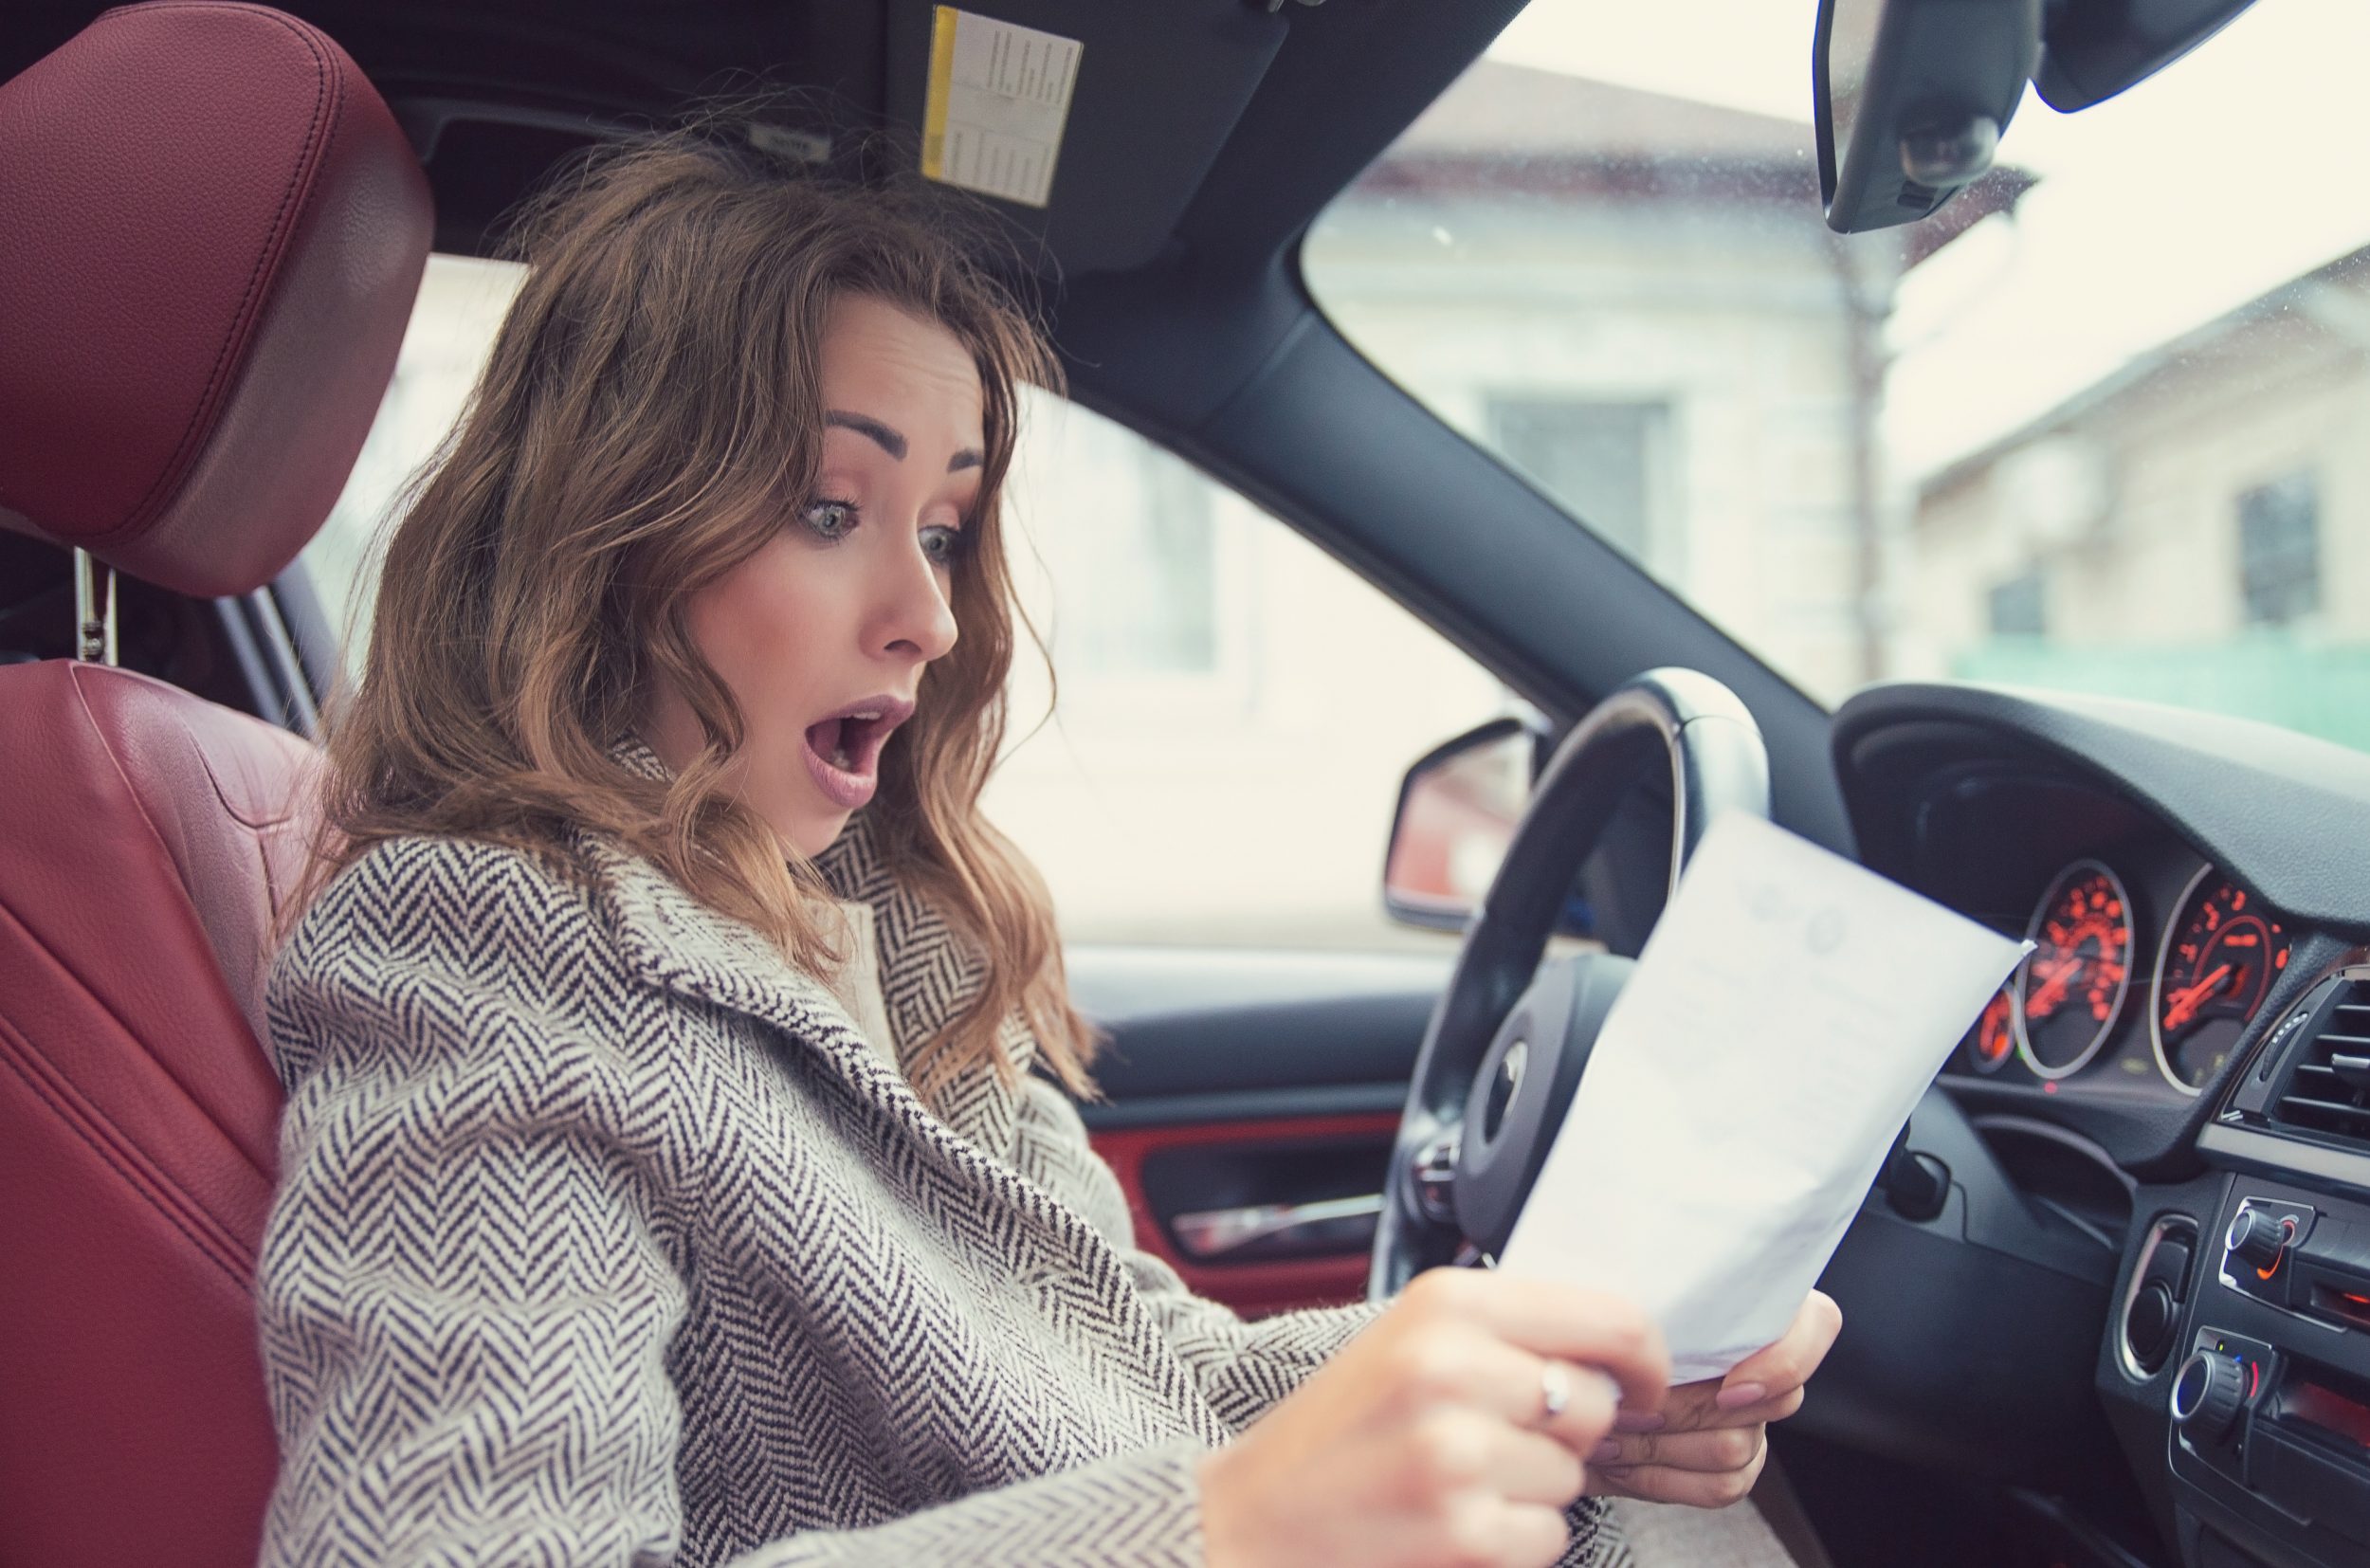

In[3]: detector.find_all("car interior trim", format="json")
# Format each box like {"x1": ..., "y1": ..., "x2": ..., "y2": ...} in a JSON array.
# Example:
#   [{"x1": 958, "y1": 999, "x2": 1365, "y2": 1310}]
[
  {"x1": 1077, "y1": 1083, "x2": 1410, "y2": 1133},
  {"x1": 2201, "y1": 1122, "x2": 2370, "y2": 1204}
]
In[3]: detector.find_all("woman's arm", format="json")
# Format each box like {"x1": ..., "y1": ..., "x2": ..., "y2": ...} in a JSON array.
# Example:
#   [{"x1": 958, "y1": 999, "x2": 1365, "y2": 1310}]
[
  {"x1": 258, "y1": 866, "x2": 690, "y2": 1565},
  {"x1": 257, "y1": 843, "x2": 1213, "y2": 1568},
  {"x1": 1012, "y1": 1074, "x2": 1383, "y2": 1433}
]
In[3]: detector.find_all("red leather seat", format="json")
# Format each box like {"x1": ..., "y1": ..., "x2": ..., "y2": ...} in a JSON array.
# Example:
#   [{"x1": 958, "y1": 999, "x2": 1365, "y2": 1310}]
[{"x1": 0, "y1": 7, "x2": 430, "y2": 1563}]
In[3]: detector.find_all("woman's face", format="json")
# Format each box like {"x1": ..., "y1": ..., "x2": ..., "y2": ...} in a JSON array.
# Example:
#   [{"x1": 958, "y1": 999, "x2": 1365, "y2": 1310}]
[{"x1": 645, "y1": 293, "x2": 984, "y2": 858}]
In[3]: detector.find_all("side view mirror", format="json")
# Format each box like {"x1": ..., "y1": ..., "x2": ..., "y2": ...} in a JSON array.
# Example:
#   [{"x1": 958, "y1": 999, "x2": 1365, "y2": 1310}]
[
  {"x1": 1814, "y1": 0, "x2": 2041, "y2": 233},
  {"x1": 1383, "y1": 714, "x2": 1686, "y2": 948},
  {"x1": 1382, "y1": 718, "x2": 1539, "y2": 934}
]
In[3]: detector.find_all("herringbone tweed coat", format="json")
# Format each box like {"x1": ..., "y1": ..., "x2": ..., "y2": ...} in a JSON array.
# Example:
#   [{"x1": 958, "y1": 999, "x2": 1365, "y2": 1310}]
[{"x1": 253, "y1": 802, "x2": 1635, "y2": 1566}]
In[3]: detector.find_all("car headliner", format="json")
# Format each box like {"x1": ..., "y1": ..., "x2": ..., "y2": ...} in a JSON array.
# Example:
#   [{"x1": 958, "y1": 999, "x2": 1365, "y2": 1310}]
[{"x1": 11, "y1": 0, "x2": 1516, "y2": 286}]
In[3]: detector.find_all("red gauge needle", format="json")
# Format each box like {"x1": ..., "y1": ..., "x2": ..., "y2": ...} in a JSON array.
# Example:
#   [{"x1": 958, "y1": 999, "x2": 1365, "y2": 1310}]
[
  {"x1": 2162, "y1": 964, "x2": 2233, "y2": 1033},
  {"x1": 2027, "y1": 955, "x2": 2078, "y2": 1016}
]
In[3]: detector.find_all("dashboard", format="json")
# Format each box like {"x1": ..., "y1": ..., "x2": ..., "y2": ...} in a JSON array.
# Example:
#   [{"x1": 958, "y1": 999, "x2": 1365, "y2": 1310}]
[
  {"x1": 1917, "y1": 775, "x2": 2307, "y2": 1101},
  {"x1": 1827, "y1": 682, "x2": 2370, "y2": 1568}
]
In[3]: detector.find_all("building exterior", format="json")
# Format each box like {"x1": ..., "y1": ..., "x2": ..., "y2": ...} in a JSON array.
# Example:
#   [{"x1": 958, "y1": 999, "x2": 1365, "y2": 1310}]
[
  {"x1": 1906, "y1": 245, "x2": 2370, "y2": 750},
  {"x1": 1304, "y1": 63, "x2": 1943, "y2": 702}
]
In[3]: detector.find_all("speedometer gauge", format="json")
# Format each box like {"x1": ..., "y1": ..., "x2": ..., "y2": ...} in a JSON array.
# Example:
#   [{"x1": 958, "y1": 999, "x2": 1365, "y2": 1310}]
[
  {"x1": 2151, "y1": 867, "x2": 2290, "y2": 1095},
  {"x1": 2014, "y1": 860, "x2": 2135, "y2": 1080}
]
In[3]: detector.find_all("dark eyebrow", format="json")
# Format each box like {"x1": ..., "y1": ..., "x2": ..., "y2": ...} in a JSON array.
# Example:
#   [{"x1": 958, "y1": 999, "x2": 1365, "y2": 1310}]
[
  {"x1": 827, "y1": 409, "x2": 983, "y2": 474},
  {"x1": 824, "y1": 410, "x2": 905, "y2": 462}
]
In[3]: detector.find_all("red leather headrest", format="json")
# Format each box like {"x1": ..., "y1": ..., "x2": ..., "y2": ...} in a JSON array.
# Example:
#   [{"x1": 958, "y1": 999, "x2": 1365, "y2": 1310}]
[{"x1": 0, "y1": 2, "x2": 430, "y2": 598}]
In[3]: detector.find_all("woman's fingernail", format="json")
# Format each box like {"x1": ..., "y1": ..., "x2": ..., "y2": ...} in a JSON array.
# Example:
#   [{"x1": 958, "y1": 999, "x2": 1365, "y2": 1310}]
[
  {"x1": 1613, "y1": 1410, "x2": 1667, "y2": 1433},
  {"x1": 1591, "y1": 1440, "x2": 1622, "y2": 1463},
  {"x1": 1716, "y1": 1381, "x2": 1768, "y2": 1411}
]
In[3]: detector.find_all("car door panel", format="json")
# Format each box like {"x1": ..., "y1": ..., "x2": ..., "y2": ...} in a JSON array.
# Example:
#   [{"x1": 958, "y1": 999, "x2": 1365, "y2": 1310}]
[
  {"x1": 1071, "y1": 946, "x2": 1449, "y2": 1315},
  {"x1": 1090, "y1": 1113, "x2": 1397, "y2": 1314}
]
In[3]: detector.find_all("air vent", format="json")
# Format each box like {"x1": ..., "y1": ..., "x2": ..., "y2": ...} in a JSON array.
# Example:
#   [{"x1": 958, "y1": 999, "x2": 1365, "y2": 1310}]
[{"x1": 2270, "y1": 980, "x2": 2370, "y2": 1144}]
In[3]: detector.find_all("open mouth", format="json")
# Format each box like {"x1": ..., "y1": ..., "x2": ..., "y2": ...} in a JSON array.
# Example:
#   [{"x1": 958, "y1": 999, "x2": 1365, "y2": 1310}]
[{"x1": 800, "y1": 698, "x2": 913, "y2": 811}]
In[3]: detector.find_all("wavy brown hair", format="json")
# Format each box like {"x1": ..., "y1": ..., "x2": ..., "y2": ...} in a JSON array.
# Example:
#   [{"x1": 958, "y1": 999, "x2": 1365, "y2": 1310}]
[{"x1": 303, "y1": 127, "x2": 1098, "y2": 1102}]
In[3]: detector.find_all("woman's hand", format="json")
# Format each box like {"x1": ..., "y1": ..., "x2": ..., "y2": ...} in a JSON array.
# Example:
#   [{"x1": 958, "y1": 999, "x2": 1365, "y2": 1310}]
[
  {"x1": 1198, "y1": 1269, "x2": 1669, "y2": 1568},
  {"x1": 1583, "y1": 1290, "x2": 1842, "y2": 1508}
]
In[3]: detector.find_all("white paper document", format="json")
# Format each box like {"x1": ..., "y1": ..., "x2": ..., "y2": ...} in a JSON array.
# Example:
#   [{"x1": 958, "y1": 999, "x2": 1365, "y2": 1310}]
[{"x1": 1499, "y1": 812, "x2": 2028, "y2": 1382}]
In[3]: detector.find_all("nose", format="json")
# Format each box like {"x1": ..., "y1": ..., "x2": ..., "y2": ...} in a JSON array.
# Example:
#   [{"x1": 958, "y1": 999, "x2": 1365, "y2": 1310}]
[{"x1": 873, "y1": 530, "x2": 959, "y2": 665}]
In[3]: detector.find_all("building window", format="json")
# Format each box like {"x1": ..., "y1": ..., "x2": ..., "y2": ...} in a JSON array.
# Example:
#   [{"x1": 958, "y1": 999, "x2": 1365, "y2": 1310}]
[
  {"x1": 1486, "y1": 398, "x2": 1666, "y2": 565},
  {"x1": 1987, "y1": 570, "x2": 2047, "y2": 637},
  {"x1": 2238, "y1": 471, "x2": 2320, "y2": 629},
  {"x1": 1076, "y1": 446, "x2": 1216, "y2": 674},
  {"x1": 1018, "y1": 409, "x2": 1222, "y2": 678}
]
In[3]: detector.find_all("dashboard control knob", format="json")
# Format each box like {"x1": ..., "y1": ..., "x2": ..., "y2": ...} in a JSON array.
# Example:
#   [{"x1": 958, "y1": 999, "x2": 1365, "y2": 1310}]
[
  {"x1": 2170, "y1": 1350, "x2": 2249, "y2": 1440},
  {"x1": 2226, "y1": 1206, "x2": 2295, "y2": 1277}
]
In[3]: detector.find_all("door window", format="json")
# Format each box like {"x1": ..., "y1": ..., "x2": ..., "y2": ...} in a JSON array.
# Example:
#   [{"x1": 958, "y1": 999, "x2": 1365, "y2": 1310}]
[{"x1": 993, "y1": 397, "x2": 1510, "y2": 948}]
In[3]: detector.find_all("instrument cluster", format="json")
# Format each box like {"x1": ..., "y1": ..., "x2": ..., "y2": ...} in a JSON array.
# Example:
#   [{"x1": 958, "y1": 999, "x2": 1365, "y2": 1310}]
[{"x1": 1957, "y1": 853, "x2": 2294, "y2": 1097}]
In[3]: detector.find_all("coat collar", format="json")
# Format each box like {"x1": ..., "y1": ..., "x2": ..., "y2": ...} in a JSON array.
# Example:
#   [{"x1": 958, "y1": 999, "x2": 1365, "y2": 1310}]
[
  {"x1": 584, "y1": 737, "x2": 1030, "y2": 1157},
  {"x1": 575, "y1": 739, "x2": 1138, "y2": 1295},
  {"x1": 575, "y1": 821, "x2": 892, "y2": 1079}
]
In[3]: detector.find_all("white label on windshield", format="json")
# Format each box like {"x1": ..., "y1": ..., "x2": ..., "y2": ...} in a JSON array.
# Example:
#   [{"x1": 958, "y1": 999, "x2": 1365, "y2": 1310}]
[{"x1": 921, "y1": 6, "x2": 1082, "y2": 210}]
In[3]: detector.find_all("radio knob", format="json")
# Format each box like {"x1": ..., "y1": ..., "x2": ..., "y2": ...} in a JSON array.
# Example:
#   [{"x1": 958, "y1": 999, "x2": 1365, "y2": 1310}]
[
  {"x1": 2170, "y1": 1350, "x2": 2249, "y2": 1440},
  {"x1": 2226, "y1": 1207, "x2": 2295, "y2": 1276}
]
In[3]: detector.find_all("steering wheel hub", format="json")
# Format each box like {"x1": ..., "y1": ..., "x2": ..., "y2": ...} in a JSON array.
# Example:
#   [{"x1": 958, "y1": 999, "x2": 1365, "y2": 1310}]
[{"x1": 1483, "y1": 1040, "x2": 1526, "y2": 1141}]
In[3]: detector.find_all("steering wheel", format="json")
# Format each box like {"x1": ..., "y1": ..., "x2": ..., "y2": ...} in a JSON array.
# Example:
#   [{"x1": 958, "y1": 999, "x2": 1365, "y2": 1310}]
[{"x1": 1370, "y1": 668, "x2": 1771, "y2": 1298}]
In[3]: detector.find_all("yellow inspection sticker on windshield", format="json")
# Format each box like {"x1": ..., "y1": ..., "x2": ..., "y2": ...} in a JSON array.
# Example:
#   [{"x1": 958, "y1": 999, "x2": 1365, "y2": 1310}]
[{"x1": 921, "y1": 6, "x2": 1081, "y2": 209}]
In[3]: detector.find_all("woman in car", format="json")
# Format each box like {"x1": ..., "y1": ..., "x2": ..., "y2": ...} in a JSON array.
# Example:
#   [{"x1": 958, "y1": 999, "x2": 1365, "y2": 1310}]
[{"x1": 256, "y1": 127, "x2": 1836, "y2": 1568}]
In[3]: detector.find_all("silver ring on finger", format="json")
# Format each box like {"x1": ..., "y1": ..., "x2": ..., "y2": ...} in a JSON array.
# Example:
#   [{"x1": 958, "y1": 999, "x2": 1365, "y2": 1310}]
[{"x1": 1539, "y1": 1359, "x2": 1572, "y2": 1423}]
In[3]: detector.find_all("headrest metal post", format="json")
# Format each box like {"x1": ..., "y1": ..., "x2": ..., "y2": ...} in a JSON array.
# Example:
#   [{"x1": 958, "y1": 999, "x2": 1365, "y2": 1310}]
[{"x1": 73, "y1": 548, "x2": 118, "y2": 665}]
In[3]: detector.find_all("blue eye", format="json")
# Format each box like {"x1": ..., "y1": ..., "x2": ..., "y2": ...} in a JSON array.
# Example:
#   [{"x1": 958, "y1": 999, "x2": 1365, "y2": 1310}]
[
  {"x1": 802, "y1": 499, "x2": 857, "y2": 540},
  {"x1": 921, "y1": 524, "x2": 966, "y2": 567}
]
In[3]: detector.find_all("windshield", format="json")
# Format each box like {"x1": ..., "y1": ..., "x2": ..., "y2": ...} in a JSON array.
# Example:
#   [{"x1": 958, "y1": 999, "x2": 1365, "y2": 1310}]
[{"x1": 1304, "y1": 0, "x2": 2370, "y2": 750}]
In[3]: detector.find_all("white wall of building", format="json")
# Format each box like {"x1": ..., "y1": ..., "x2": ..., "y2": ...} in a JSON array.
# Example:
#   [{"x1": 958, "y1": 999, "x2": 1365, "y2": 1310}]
[
  {"x1": 1905, "y1": 299, "x2": 2370, "y2": 658},
  {"x1": 1306, "y1": 190, "x2": 1893, "y2": 703}
]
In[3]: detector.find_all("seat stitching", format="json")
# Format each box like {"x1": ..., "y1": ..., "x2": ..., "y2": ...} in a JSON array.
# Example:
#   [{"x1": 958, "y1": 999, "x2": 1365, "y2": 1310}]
[{"x1": 0, "y1": 1009, "x2": 255, "y2": 1285}]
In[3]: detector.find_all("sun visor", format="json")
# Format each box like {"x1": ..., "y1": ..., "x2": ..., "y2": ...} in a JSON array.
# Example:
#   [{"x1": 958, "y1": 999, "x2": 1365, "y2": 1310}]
[{"x1": 886, "y1": 1, "x2": 1285, "y2": 275}]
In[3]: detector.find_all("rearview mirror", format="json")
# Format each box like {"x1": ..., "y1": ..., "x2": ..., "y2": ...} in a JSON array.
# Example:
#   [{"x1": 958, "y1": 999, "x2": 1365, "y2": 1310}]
[
  {"x1": 2035, "y1": 0, "x2": 2256, "y2": 112},
  {"x1": 1814, "y1": 0, "x2": 2041, "y2": 233}
]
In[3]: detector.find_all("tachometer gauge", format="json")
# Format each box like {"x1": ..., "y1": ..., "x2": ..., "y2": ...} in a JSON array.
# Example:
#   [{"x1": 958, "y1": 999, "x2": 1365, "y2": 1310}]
[
  {"x1": 2151, "y1": 867, "x2": 2290, "y2": 1096},
  {"x1": 1964, "y1": 985, "x2": 2015, "y2": 1074},
  {"x1": 2014, "y1": 860, "x2": 2135, "y2": 1080}
]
